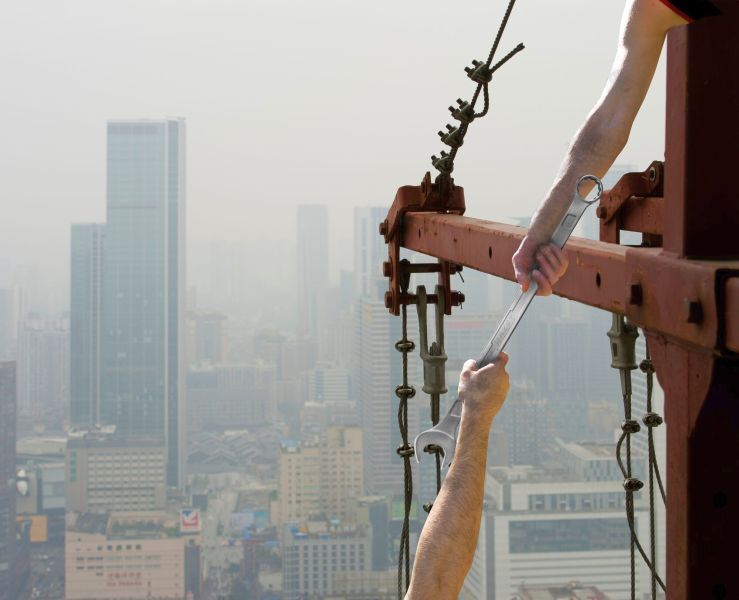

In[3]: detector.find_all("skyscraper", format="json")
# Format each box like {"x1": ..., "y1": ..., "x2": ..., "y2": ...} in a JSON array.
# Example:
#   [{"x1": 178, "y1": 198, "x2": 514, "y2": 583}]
[
  {"x1": 296, "y1": 205, "x2": 329, "y2": 338},
  {"x1": 70, "y1": 223, "x2": 105, "y2": 428},
  {"x1": 0, "y1": 362, "x2": 16, "y2": 600},
  {"x1": 16, "y1": 318, "x2": 69, "y2": 417},
  {"x1": 353, "y1": 206, "x2": 387, "y2": 301},
  {"x1": 0, "y1": 288, "x2": 19, "y2": 360},
  {"x1": 101, "y1": 118, "x2": 186, "y2": 487}
]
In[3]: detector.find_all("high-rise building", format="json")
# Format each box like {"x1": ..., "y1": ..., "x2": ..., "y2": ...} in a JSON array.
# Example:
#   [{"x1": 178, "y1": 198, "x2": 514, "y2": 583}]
[
  {"x1": 65, "y1": 428, "x2": 166, "y2": 513},
  {"x1": 186, "y1": 363, "x2": 276, "y2": 431},
  {"x1": 494, "y1": 381, "x2": 553, "y2": 466},
  {"x1": 0, "y1": 362, "x2": 17, "y2": 600},
  {"x1": 0, "y1": 288, "x2": 19, "y2": 360},
  {"x1": 353, "y1": 206, "x2": 387, "y2": 301},
  {"x1": 301, "y1": 362, "x2": 350, "y2": 404},
  {"x1": 275, "y1": 426, "x2": 363, "y2": 525},
  {"x1": 16, "y1": 318, "x2": 69, "y2": 417},
  {"x1": 185, "y1": 310, "x2": 227, "y2": 367},
  {"x1": 70, "y1": 223, "x2": 105, "y2": 428},
  {"x1": 296, "y1": 205, "x2": 329, "y2": 338},
  {"x1": 101, "y1": 118, "x2": 186, "y2": 488}
]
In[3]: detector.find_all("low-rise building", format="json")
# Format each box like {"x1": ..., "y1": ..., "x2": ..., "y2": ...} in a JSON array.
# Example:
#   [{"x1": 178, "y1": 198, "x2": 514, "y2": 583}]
[
  {"x1": 66, "y1": 428, "x2": 166, "y2": 513},
  {"x1": 275, "y1": 426, "x2": 363, "y2": 525},
  {"x1": 462, "y1": 441, "x2": 649, "y2": 600},
  {"x1": 65, "y1": 511, "x2": 200, "y2": 600},
  {"x1": 282, "y1": 523, "x2": 372, "y2": 600}
]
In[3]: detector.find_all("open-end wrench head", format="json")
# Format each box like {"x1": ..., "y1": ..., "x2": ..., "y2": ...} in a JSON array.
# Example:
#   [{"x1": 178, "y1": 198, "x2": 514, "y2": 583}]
[{"x1": 413, "y1": 429, "x2": 455, "y2": 471}]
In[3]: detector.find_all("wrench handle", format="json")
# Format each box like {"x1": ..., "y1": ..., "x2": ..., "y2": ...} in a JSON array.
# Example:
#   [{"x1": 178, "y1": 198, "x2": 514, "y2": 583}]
[{"x1": 477, "y1": 175, "x2": 602, "y2": 368}]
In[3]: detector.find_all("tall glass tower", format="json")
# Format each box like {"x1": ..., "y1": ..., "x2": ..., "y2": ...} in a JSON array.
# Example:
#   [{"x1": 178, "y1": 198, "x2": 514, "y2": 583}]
[
  {"x1": 102, "y1": 119, "x2": 186, "y2": 487},
  {"x1": 70, "y1": 223, "x2": 105, "y2": 428}
]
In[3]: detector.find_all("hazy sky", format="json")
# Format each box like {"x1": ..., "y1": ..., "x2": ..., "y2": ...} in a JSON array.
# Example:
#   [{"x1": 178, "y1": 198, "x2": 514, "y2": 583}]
[{"x1": 1, "y1": 0, "x2": 668, "y2": 308}]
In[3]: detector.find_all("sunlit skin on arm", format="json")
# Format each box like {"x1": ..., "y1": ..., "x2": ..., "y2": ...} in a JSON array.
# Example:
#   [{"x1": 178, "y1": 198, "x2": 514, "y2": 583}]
[
  {"x1": 405, "y1": 355, "x2": 509, "y2": 600},
  {"x1": 512, "y1": 0, "x2": 689, "y2": 296}
]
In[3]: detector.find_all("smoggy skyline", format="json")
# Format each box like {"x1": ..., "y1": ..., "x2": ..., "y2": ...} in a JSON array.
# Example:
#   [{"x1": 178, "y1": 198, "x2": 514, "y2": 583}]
[{"x1": 2, "y1": 0, "x2": 668, "y2": 303}]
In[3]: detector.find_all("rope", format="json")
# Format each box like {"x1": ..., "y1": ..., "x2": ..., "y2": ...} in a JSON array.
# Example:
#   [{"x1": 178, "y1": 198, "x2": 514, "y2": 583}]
[
  {"x1": 395, "y1": 300, "x2": 416, "y2": 599},
  {"x1": 609, "y1": 316, "x2": 667, "y2": 598},
  {"x1": 641, "y1": 347, "x2": 666, "y2": 599},
  {"x1": 438, "y1": 0, "x2": 524, "y2": 173}
]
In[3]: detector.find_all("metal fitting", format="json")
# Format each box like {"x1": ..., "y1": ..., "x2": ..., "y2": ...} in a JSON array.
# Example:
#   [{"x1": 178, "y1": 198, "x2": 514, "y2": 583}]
[
  {"x1": 416, "y1": 286, "x2": 448, "y2": 397},
  {"x1": 629, "y1": 283, "x2": 643, "y2": 306},
  {"x1": 438, "y1": 124, "x2": 464, "y2": 149},
  {"x1": 396, "y1": 445, "x2": 415, "y2": 458},
  {"x1": 448, "y1": 99, "x2": 475, "y2": 124},
  {"x1": 623, "y1": 478, "x2": 644, "y2": 493},
  {"x1": 643, "y1": 412, "x2": 664, "y2": 428},
  {"x1": 395, "y1": 384, "x2": 416, "y2": 399},
  {"x1": 621, "y1": 419, "x2": 641, "y2": 435},
  {"x1": 431, "y1": 151, "x2": 454, "y2": 174},
  {"x1": 464, "y1": 59, "x2": 493, "y2": 84},
  {"x1": 607, "y1": 314, "x2": 639, "y2": 370},
  {"x1": 684, "y1": 298, "x2": 703, "y2": 324}
]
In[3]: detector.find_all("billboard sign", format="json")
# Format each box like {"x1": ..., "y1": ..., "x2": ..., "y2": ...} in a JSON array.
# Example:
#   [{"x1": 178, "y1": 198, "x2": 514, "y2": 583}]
[{"x1": 180, "y1": 508, "x2": 201, "y2": 534}]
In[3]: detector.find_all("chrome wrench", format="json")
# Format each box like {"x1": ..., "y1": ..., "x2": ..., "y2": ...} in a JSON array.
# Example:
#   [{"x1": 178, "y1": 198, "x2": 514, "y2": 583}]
[{"x1": 413, "y1": 175, "x2": 603, "y2": 470}]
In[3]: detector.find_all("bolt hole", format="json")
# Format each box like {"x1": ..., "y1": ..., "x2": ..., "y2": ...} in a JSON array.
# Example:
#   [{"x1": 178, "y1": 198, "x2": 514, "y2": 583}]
[
  {"x1": 713, "y1": 491, "x2": 728, "y2": 509},
  {"x1": 713, "y1": 583, "x2": 727, "y2": 600},
  {"x1": 596, "y1": 272, "x2": 602, "y2": 288},
  {"x1": 418, "y1": 228, "x2": 421, "y2": 239},
  {"x1": 488, "y1": 246, "x2": 492, "y2": 259}
]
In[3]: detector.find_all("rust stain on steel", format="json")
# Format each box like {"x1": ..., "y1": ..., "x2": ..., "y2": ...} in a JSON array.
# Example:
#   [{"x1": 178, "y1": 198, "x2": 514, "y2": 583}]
[
  {"x1": 401, "y1": 213, "x2": 739, "y2": 352},
  {"x1": 403, "y1": 212, "x2": 629, "y2": 315}
]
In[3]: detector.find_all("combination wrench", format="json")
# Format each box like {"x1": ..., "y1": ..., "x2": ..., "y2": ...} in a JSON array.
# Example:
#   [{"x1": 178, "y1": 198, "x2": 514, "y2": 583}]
[{"x1": 413, "y1": 175, "x2": 603, "y2": 470}]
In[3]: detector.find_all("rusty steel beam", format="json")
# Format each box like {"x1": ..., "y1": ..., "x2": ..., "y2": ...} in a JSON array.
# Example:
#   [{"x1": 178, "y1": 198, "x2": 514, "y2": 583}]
[
  {"x1": 401, "y1": 212, "x2": 739, "y2": 354},
  {"x1": 664, "y1": 7, "x2": 739, "y2": 259},
  {"x1": 661, "y1": 7, "x2": 739, "y2": 599}
]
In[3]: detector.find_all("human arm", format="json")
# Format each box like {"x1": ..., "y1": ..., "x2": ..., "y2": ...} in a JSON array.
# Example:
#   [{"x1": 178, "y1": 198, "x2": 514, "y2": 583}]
[
  {"x1": 512, "y1": 0, "x2": 689, "y2": 295},
  {"x1": 405, "y1": 354, "x2": 510, "y2": 600}
]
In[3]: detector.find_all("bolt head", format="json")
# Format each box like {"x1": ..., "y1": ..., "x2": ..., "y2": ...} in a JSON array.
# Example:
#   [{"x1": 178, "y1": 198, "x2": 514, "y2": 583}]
[
  {"x1": 596, "y1": 206, "x2": 607, "y2": 219},
  {"x1": 379, "y1": 220, "x2": 388, "y2": 237},
  {"x1": 684, "y1": 298, "x2": 703, "y2": 324},
  {"x1": 382, "y1": 261, "x2": 393, "y2": 278},
  {"x1": 384, "y1": 291, "x2": 393, "y2": 309}
]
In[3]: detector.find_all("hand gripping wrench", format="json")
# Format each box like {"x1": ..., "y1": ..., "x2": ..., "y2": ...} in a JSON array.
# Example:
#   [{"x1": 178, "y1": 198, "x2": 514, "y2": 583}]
[{"x1": 413, "y1": 175, "x2": 603, "y2": 470}]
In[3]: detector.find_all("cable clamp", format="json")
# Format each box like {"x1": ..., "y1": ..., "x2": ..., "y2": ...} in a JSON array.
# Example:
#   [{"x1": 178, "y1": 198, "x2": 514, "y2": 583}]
[
  {"x1": 395, "y1": 385, "x2": 416, "y2": 399},
  {"x1": 396, "y1": 445, "x2": 415, "y2": 458},
  {"x1": 394, "y1": 340, "x2": 415, "y2": 353},
  {"x1": 621, "y1": 419, "x2": 641, "y2": 435},
  {"x1": 431, "y1": 151, "x2": 453, "y2": 174},
  {"x1": 623, "y1": 477, "x2": 644, "y2": 493},
  {"x1": 639, "y1": 359, "x2": 655, "y2": 375},
  {"x1": 438, "y1": 124, "x2": 464, "y2": 149},
  {"x1": 448, "y1": 99, "x2": 475, "y2": 124},
  {"x1": 643, "y1": 412, "x2": 663, "y2": 428},
  {"x1": 464, "y1": 59, "x2": 493, "y2": 84}
]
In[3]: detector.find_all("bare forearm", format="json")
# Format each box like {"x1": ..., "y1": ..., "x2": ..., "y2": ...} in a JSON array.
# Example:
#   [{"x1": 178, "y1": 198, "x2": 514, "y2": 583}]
[
  {"x1": 407, "y1": 410, "x2": 492, "y2": 598},
  {"x1": 528, "y1": 113, "x2": 626, "y2": 243}
]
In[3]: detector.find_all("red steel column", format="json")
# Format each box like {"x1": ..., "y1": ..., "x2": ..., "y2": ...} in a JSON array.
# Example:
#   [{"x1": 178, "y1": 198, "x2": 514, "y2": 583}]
[{"x1": 660, "y1": 5, "x2": 739, "y2": 599}]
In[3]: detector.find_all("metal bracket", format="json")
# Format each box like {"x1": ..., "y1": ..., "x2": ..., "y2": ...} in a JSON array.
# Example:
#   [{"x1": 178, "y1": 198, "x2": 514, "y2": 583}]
[
  {"x1": 597, "y1": 161, "x2": 664, "y2": 245},
  {"x1": 380, "y1": 172, "x2": 466, "y2": 316}
]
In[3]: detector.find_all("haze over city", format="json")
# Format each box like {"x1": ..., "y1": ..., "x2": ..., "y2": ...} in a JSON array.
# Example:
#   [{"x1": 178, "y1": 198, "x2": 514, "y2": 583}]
[{"x1": 0, "y1": 1, "x2": 680, "y2": 599}]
